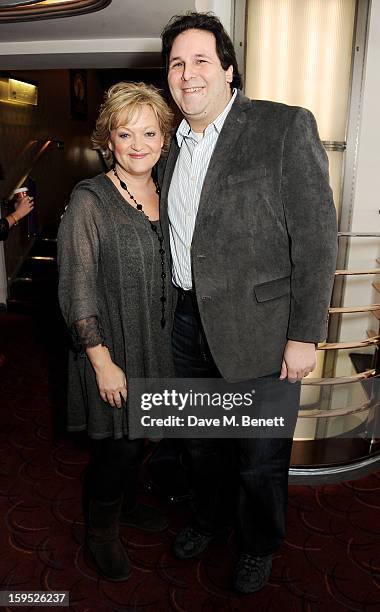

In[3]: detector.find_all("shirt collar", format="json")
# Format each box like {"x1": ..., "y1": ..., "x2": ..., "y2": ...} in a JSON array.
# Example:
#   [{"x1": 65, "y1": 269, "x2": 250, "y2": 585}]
[{"x1": 176, "y1": 88, "x2": 237, "y2": 147}]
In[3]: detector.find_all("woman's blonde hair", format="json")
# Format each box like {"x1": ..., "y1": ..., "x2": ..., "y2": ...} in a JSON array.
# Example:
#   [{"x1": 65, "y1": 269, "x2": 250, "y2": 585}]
[{"x1": 92, "y1": 81, "x2": 173, "y2": 161}]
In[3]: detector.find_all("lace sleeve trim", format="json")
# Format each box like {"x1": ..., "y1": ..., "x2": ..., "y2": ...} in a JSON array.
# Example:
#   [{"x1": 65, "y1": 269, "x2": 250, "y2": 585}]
[{"x1": 73, "y1": 316, "x2": 105, "y2": 351}]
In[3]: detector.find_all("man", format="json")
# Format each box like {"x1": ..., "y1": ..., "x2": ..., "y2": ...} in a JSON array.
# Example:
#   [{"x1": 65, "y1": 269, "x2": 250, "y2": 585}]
[{"x1": 159, "y1": 12, "x2": 337, "y2": 593}]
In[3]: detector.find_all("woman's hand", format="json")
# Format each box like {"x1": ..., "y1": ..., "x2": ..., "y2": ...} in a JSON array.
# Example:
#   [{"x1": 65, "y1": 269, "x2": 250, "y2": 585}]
[
  {"x1": 14, "y1": 195, "x2": 34, "y2": 220},
  {"x1": 86, "y1": 345, "x2": 127, "y2": 408},
  {"x1": 96, "y1": 361, "x2": 128, "y2": 408}
]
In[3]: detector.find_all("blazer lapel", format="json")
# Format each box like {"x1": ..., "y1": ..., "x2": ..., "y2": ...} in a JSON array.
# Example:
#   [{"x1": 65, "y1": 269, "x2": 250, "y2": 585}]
[
  {"x1": 160, "y1": 138, "x2": 180, "y2": 244},
  {"x1": 193, "y1": 92, "x2": 252, "y2": 236}
]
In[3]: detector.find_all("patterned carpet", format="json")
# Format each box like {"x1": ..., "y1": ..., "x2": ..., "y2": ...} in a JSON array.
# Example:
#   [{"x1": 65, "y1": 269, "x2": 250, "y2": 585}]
[{"x1": 1, "y1": 312, "x2": 380, "y2": 612}]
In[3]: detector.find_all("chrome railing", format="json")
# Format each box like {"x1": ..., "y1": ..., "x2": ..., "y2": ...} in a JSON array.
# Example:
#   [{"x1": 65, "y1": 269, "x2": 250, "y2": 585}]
[{"x1": 5, "y1": 138, "x2": 63, "y2": 201}]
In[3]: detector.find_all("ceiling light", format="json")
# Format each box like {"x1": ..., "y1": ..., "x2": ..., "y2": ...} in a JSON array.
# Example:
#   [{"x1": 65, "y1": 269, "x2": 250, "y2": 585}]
[{"x1": 0, "y1": 0, "x2": 111, "y2": 22}]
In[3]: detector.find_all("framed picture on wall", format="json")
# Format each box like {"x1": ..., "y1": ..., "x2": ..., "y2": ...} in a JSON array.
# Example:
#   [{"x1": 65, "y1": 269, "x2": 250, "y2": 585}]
[{"x1": 70, "y1": 69, "x2": 87, "y2": 120}]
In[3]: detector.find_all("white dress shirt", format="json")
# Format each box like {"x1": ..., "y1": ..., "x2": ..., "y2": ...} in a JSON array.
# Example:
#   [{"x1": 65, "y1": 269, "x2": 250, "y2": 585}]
[{"x1": 168, "y1": 89, "x2": 237, "y2": 289}]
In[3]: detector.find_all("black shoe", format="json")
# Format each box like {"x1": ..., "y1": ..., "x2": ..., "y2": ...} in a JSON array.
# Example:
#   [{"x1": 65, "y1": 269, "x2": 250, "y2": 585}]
[
  {"x1": 120, "y1": 502, "x2": 168, "y2": 532},
  {"x1": 233, "y1": 553, "x2": 272, "y2": 593},
  {"x1": 173, "y1": 525, "x2": 214, "y2": 559},
  {"x1": 86, "y1": 498, "x2": 132, "y2": 582}
]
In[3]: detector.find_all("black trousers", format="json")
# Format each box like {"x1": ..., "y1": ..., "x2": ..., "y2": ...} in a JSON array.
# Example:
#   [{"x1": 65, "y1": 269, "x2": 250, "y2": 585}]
[
  {"x1": 85, "y1": 436, "x2": 144, "y2": 508},
  {"x1": 172, "y1": 290, "x2": 300, "y2": 556}
]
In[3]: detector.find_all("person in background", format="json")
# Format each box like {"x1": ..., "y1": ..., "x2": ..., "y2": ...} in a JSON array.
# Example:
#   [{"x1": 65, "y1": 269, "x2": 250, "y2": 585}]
[
  {"x1": 160, "y1": 12, "x2": 337, "y2": 594},
  {"x1": 0, "y1": 192, "x2": 34, "y2": 367},
  {"x1": 57, "y1": 82, "x2": 174, "y2": 582},
  {"x1": 0, "y1": 192, "x2": 34, "y2": 241}
]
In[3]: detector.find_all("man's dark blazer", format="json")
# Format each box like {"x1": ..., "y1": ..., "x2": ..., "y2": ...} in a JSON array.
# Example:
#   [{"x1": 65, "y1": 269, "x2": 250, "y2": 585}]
[{"x1": 160, "y1": 92, "x2": 338, "y2": 383}]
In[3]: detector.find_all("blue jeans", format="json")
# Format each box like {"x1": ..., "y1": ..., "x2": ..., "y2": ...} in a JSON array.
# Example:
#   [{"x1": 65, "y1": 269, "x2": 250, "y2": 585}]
[{"x1": 172, "y1": 290, "x2": 300, "y2": 555}]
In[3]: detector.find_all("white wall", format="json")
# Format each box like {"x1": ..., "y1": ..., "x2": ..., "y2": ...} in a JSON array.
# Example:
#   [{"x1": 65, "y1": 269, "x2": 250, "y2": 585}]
[
  {"x1": 339, "y1": 0, "x2": 380, "y2": 350},
  {"x1": 195, "y1": 0, "x2": 233, "y2": 33}
]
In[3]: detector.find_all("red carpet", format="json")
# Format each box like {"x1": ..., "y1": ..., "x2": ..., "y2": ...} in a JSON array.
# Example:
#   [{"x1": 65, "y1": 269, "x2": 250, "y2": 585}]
[{"x1": 1, "y1": 312, "x2": 380, "y2": 611}]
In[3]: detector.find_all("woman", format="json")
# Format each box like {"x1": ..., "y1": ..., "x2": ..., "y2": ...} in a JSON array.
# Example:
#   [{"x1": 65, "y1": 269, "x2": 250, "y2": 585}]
[
  {"x1": 0, "y1": 193, "x2": 34, "y2": 240},
  {"x1": 57, "y1": 82, "x2": 173, "y2": 582}
]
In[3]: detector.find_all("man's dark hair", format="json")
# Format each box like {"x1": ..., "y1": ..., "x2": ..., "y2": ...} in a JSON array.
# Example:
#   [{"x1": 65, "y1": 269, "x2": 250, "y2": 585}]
[{"x1": 161, "y1": 12, "x2": 243, "y2": 90}]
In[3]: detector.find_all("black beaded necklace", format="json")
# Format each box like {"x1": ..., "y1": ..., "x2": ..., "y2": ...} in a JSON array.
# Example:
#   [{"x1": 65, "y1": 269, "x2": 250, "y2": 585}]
[{"x1": 113, "y1": 166, "x2": 166, "y2": 328}]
